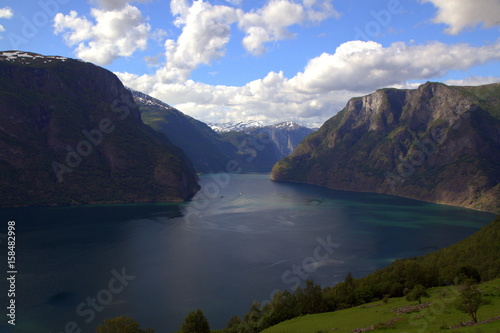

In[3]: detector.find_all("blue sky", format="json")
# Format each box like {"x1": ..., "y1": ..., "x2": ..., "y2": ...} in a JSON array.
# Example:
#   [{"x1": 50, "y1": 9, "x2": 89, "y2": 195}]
[{"x1": 0, "y1": 0, "x2": 499, "y2": 127}]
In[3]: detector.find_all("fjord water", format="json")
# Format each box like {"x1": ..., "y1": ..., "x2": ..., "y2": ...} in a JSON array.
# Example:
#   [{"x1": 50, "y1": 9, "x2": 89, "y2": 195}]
[{"x1": 0, "y1": 173, "x2": 495, "y2": 332}]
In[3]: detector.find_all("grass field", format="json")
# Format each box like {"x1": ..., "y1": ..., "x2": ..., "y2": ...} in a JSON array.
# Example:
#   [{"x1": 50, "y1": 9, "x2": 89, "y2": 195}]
[{"x1": 261, "y1": 278, "x2": 500, "y2": 333}]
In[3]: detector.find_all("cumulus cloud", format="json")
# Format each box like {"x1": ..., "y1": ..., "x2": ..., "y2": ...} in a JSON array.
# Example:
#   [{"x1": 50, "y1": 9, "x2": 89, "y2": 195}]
[
  {"x1": 53, "y1": 0, "x2": 338, "y2": 76},
  {"x1": 159, "y1": 0, "x2": 338, "y2": 81},
  {"x1": 161, "y1": 1, "x2": 238, "y2": 82},
  {"x1": 54, "y1": 3, "x2": 150, "y2": 65},
  {"x1": 0, "y1": 7, "x2": 13, "y2": 38},
  {"x1": 238, "y1": 0, "x2": 339, "y2": 55},
  {"x1": 421, "y1": 0, "x2": 500, "y2": 34},
  {"x1": 118, "y1": 39, "x2": 500, "y2": 127},
  {"x1": 0, "y1": 7, "x2": 13, "y2": 19},
  {"x1": 288, "y1": 40, "x2": 500, "y2": 93},
  {"x1": 238, "y1": 1, "x2": 305, "y2": 55}
]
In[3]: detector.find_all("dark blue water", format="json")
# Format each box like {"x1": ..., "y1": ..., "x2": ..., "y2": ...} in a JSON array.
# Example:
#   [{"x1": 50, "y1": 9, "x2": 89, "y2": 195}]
[{"x1": 0, "y1": 173, "x2": 495, "y2": 332}]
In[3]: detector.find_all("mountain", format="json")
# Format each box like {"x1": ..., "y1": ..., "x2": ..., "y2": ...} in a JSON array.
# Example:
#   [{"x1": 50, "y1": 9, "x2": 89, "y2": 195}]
[
  {"x1": 132, "y1": 89, "x2": 237, "y2": 173},
  {"x1": 208, "y1": 120, "x2": 269, "y2": 132},
  {"x1": 246, "y1": 121, "x2": 315, "y2": 158},
  {"x1": 133, "y1": 91, "x2": 314, "y2": 172},
  {"x1": 271, "y1": 82, "x2": 500, "y2": 213},
  {"x1": 217, "y1": 121, "x2": 315, "y2": 171},
  {"x1": 0, "y1": 50, "x2": 200, "y2": 206}
]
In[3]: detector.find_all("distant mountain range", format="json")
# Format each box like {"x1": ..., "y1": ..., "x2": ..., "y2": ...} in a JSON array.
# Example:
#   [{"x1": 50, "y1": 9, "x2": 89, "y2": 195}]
[
  {"x1": 132, "y1": 90, "x2": 314, "y2": 172},
  {"x1": 217, "y1": 121, "x2": 315, "y2": 170},
  {"x1": 208, "y1": 120, "x2": 269, "y2": 132},
  {"x1": 271, "y1": 82, "x2": 500, "y2": 213}
]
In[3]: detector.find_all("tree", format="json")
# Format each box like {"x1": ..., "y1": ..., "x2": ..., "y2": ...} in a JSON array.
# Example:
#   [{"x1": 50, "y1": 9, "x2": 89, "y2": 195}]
[
  {"x1": 405, "y1": 284, "x2": 430, "y2": 304},
  {"x1": 456, "y1": 279, "x2": 483, "y2": 323},
  {"x1": 224, "y1": 315, "x2": 243, "y2": 333},
  {"x1": 180, "y1": 309, "x2": 210, "y2": 333},
  {"x1": 96, "y1": 316, "x2": 154, "y2": 333},
  {"x1": 456, "y1": 266, "x2": 481, "y2": 284},
  {"x1": 243, "y1": 300, "x2": 263, "y2": 332},
  {"x1": 297, "y1": 280, "x2": 326, "y2": 314}
]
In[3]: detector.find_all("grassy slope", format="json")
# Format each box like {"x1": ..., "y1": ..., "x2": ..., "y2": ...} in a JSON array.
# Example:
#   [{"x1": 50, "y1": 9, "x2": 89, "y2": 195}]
[{"x1": 262, "y1": 278, "x2": 500, "y2": 333}]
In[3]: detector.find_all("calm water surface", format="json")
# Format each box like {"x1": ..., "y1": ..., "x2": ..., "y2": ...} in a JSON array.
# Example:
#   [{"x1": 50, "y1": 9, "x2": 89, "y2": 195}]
[{"x1": 0, "y1": 173, "x2": 495, "y2": 332}]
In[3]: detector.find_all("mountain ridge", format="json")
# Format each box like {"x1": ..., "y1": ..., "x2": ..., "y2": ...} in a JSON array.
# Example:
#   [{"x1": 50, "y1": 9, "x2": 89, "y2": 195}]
[
  {"x1": 132, "y1": 89, "x2": 315, "y2": 172},
  {"x1": 0, "y1": 50, "x2": 200, "y2": 206},
  {"x1": 131, "y1": 88, "x2": 238, "y2": 173},
  {"x1": 271, "y1": 82, "x2": 500, "y2": 213}
]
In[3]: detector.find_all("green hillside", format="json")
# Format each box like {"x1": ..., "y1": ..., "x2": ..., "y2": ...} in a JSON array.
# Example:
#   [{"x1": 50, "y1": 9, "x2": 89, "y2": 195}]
[{"x1": 262, "y1": 278, "x2": 500, "y2": 333}]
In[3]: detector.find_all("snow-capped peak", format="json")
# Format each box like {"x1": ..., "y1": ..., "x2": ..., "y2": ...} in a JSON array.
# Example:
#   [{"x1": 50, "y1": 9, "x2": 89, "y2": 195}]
[
  {"x1": 208, "y1": 120, "x2": 269, "y2": 132},
  {"x1": 269, "y1": 121, "x2": 303, "y2": 130},
  {"x1": 208, "y1": 120, "x2": 311, "y2": 132},
  {"x1": 0, "y1": 50, "x2": 69, "y2": 64}
]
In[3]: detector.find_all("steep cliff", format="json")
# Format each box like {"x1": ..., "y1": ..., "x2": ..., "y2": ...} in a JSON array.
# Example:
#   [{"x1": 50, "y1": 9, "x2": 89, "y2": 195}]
[
  {"x1": 132, "y1": 89, "x2": 237, "y2": 173},
  {"x1": 219, "y1": 122, "x2": 315, "y2": 171},
  {"x1": 0, "y1": 51, "x2": 199, "y2": 206},
  {"x1": 242, "y1": 122, "x2": 315, "y2": 159},
  {"x1": 271, "y1": 82, "x2": 500, "y2": 213}
]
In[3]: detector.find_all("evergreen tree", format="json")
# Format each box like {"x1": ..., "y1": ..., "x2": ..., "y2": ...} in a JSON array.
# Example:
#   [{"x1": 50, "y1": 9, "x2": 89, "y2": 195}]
[{"x1": 180, "y1": 309, "x2": 210, "y2": 333}]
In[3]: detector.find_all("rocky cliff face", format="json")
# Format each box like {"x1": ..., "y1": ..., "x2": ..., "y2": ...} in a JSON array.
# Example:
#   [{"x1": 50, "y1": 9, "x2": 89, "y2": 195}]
[
  {"x1": 271, "y1": 82, "x2": 500, "y2": 213},
  {"x1": 0, "y1": 51, "x2": 199, "y2": 206},
  {"x1": 219, "y1": 121, "x2": 314, "y2": 171},
  {"x1": 244, "y1": 122, "x2": 315, "y2": 159}
]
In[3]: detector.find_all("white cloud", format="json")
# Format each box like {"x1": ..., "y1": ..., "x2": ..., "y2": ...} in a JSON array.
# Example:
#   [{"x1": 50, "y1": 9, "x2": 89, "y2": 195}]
[
  {"x1": 238, "y1": 1, "x2": 304, "y2": 55},
  {"x1": 53, "y1": 0, "x2": 338, "y2": 77},
  {"x1": 0, "y1": 7, "x2": 13, "y2": 39},
  {"x1": 54, "y1": 4, "x2": 150, "y2": 65},
  {"x1": 170, "y1": 0, "x2": 191, "y2": 27},
  {"x1": 421, "y1": 0, "x2": 500, "y2": 34},
  {"x1": 288, "y1": 40, "x2": 500, "y2": 93},
  {"x1": 118, "y1": 39, "x2": 500, "y2": 127},
  {"x1": 161, "y1": 1, "x2": 239, "y2": 82},
  {"x1": 238, "y1": 0, "x2": 338, "y2": 55},
  {"x1": 160, "y1": 0, "x2": 338, "y2": 82},
  {"x1": 444, "y1": 76, "x2": 500, "y2": 86},
  {"x1": 0, "y1": 7, "x2": 13, "y2": 19}
]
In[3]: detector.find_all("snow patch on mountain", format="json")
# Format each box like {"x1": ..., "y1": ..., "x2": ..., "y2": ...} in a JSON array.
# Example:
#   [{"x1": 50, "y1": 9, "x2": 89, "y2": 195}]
[
  {"x1": 208, "y1": 120, "x2": 311, "y2": 132},
  {"x1": 208, "y1": 120, "x2": 269, "y2": 132},
  {"x1": 0, "y1": 50, "x2": 70, "y2": 64}
]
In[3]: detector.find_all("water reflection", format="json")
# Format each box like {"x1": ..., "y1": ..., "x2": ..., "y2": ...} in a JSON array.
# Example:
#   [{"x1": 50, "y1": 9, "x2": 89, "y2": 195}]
[{"x1": 0, "y1": 173, "x2": 495, "y2": 332}]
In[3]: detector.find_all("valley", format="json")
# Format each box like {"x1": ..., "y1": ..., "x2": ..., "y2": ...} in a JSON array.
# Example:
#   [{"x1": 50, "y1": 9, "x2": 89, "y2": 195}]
[{"x1": 0, "y1": 50, "x2": 498, "y2": 333}]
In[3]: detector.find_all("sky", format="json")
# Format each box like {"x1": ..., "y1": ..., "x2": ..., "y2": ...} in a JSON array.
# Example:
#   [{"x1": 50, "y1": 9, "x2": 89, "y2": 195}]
[{"x1": 0, "y1": 0, "x2": 499, "y2": 127}]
